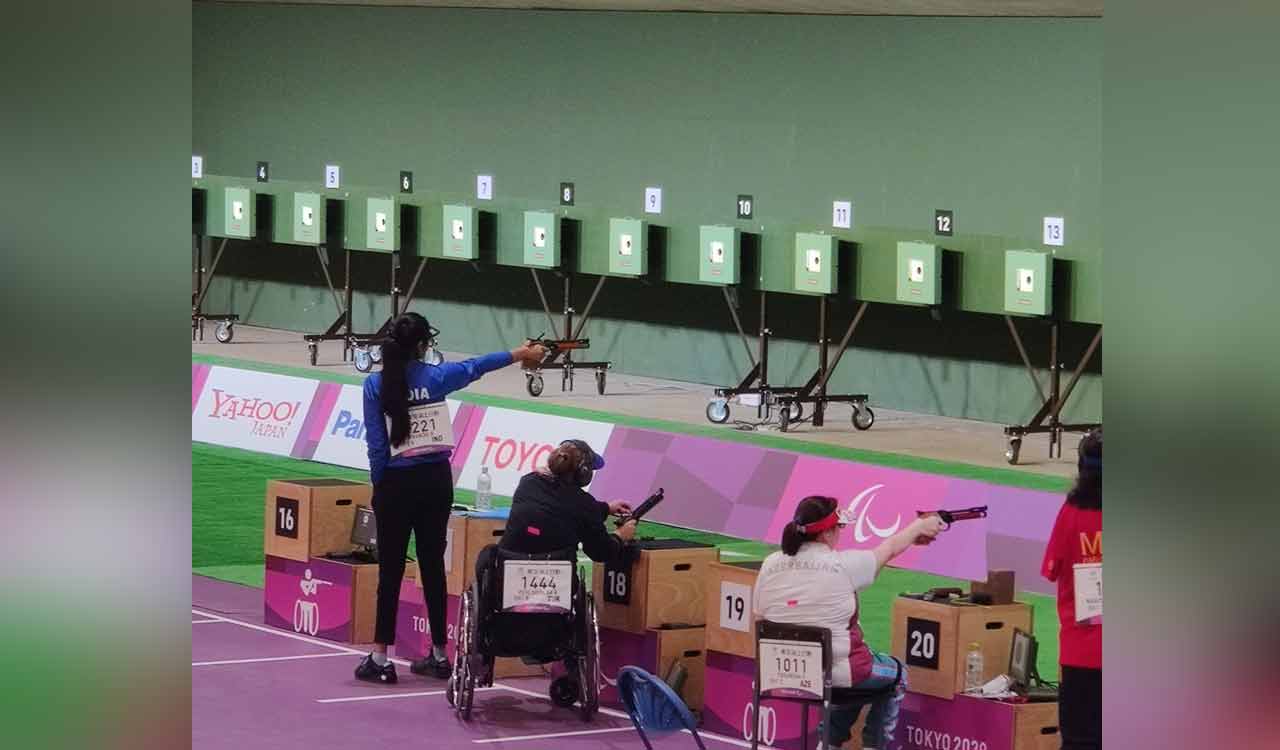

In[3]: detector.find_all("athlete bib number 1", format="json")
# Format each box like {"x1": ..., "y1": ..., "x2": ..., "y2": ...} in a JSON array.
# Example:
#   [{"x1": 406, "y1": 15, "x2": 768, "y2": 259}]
[
  {"x1": 388, "y1": 402, "x2": 455, "y2": 457},
  {"x1": 1073, "y1": 562, "x2": 1102, "y2": 623},
  {"x1": 501, "y1": 560, "x2": 572, "y2": 613},
  {"x1": 758, "y1": 639, "x2": 822, "y2": 700}
]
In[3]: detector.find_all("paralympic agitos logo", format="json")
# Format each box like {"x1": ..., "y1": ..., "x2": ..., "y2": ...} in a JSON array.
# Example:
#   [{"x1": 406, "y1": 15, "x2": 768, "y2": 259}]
[
  {"x1": 207, "y1": 389, "x2": 303, "y2": 440},
  {"x1": 839, "y1": 483, "x2": 902, "y2": 542}
]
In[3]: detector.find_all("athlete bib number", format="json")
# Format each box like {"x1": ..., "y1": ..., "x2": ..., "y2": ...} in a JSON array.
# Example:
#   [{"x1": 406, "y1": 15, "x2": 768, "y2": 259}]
[
  {"x1": 501, "y1": 561, "x2": 572, "y2": 613},
  {"x1": 758, "y1": 639, "x2": 822, "y2": 700},
  {"x1": 388, "y1": 402, "x2": 454, "y2": 457},
  {"x1": 1073, "y1": 562, "x2": 1102, "y2": 623}
]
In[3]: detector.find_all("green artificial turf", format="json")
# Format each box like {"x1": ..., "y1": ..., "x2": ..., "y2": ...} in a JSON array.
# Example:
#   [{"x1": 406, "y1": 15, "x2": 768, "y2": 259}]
[{"x1": 192, "y1": 441, "x2": 1058, "y2": 674}]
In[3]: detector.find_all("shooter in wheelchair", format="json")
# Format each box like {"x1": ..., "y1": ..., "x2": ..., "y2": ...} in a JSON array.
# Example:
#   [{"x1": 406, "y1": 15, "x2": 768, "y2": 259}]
[{"x1": 447, "y1": 439, "x2": 638, "y2": 721}]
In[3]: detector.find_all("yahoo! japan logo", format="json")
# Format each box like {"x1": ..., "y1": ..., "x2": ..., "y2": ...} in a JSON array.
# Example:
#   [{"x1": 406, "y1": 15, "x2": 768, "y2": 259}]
[
  {"x1": 207, "y1": 389, "x2": 302, "y2": 439},
  {"x1": 478, "y1": 435, "x2": 555, "y2": 473},
  {"x1": 839, "y1": 484, "x2": 902, "y2": 543}
]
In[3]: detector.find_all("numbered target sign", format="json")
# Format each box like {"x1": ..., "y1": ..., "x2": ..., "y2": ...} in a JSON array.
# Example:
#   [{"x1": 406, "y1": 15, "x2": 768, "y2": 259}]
[
  {"x1": 400, "y1": 171, "x2": 413, "y2": 194},
  {"x1": 905, "y1": 617, "x2": 941, "y2": 670},
  {"x1": 256, "y1": 161, "x2": 269, "y2": 183},
  {"x1": 832, "y1": 200, "x2": 852, "y2": 230},
  {"x1": 758, "y1": 639, "x2": 823, "y2": 699},
  {"x1": 191, "y1": 155, "x2": 203, "y2": 179},
  {"x1": 502, "y1": 560, "x2": 572, "y2": 613},
  {"x1": 560, "y1": 182, "x2": 575, "y2": 206},
  {"x1": 1043, "y1": 216, "x2": 1065, "y2": 246},
  {"x1": 736, "y1": 194, "x2": 754, "y2": 219},
  {"x1": 720, "y1": 580, "x2": 751, "y2": 633},
  {"x1": 603, "y1": 559, "x2": 632, "y2": 605},
  {"x1": 644, "y1": 186, "x2": 663, "y2": 215},
  {"x1": 274, "y1": 497, "x2": 299, "y2": 539},
  {"x1": 934, "y1": 209, "x2": 954, "y2": 236}
]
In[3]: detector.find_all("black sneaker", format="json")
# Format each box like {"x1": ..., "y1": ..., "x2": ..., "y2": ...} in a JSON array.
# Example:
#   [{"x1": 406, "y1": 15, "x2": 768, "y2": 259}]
[
  {"x1": 410, "y1": 652, "x2": 452, "y2": 679},
  {"x1": 355, "y1": 654, "x2": 398, "y2": 684}
]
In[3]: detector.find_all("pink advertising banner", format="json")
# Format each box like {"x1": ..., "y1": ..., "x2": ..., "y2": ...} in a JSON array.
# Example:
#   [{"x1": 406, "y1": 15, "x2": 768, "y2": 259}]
[{"x1": 194, "y1": 363, "x2": 1063, "y2": 592}]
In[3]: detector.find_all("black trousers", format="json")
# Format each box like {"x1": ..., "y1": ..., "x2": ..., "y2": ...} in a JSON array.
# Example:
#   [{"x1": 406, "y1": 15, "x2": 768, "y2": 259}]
[
  {"x1": 1060, "y1": 665, "x2": 1102, "y2": 750},
  {"x1": 371, "y1": 460, "x2": 453, "y2": 648}
]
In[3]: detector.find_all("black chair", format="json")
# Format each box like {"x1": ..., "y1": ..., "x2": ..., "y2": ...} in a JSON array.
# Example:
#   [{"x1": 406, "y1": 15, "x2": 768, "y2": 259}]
[
  {"x1": 751, "y1": 620, "x2": 901, "y2": 750},
  {"x1": 751, "y1": 619, "x2": 833, "y2": 750},
  {"x1": 447, "y1": 545, "x2": 600, "y2": 722}
]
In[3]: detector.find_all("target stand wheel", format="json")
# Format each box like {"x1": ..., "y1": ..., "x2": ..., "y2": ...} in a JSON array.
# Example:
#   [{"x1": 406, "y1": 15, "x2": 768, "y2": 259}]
[{"x1": 214, "y1": 321, "x2": 234, "y2": 344}]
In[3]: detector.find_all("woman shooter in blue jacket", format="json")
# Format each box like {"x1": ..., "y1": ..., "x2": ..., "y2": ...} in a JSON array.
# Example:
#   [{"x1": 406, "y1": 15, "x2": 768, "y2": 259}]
[{"x1": 355, "y1": 312, "x2": 546, "y2": 684}]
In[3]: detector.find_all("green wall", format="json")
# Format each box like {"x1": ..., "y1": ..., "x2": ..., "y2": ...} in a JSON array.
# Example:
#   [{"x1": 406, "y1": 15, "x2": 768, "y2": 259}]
[{"x1": 193, "y1": 3, "x2": 1101, "y2": 424}]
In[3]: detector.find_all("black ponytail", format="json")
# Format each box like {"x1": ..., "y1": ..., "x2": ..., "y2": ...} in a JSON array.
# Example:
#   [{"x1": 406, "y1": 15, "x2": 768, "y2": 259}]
[
  {"x1": 780, "y1": 496, "x2": 840, "y2": 555},
  {"x1": 1067, "y1": 428, "x2": 1102, "y2": 510},
  {"x1": 379, "y1": 313, "x2": 431, "y2": 448}
]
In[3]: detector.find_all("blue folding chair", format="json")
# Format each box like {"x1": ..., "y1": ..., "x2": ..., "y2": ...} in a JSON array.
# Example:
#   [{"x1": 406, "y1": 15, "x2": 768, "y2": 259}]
[{"x1": 617, "y1": 666, "x2": 707, "y2": 750}]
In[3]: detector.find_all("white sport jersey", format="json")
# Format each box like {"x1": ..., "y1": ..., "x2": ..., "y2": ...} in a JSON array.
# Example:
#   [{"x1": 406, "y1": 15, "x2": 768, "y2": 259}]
[{"x1": 752, "y1": 542, "x2": 878, "y2": 686}]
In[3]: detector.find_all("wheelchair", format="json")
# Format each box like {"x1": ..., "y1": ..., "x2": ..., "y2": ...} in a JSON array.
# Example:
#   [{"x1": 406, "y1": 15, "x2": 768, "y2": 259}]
[{"x1": 446, "y1": 545, "x2": 601, "y2": 722}]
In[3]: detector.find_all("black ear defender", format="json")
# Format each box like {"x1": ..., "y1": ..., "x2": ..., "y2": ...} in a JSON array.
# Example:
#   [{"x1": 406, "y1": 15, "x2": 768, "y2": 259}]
[{"x1": 559, "y1": 439, "x2": 598, "y2": 487}]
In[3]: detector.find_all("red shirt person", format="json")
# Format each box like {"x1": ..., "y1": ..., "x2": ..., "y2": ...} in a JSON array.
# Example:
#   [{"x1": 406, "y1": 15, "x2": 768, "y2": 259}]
[{"x1": 1041, "y1": 429, "x2": 1103, "y2": 750}]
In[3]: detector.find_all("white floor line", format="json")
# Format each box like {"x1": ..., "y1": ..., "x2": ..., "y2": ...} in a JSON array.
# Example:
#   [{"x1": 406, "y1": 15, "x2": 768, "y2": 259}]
[
  {"x1": 190, "y1": 608, "x2": 413, "y2": 667},
  {"x1": 491, "y1": 683, "x2": 752, "y2": 749},
  {"x1": 191, "y1": 618, "x2": 223, "y2": 624},
  {"x1": 471, "y1": 726, "x2": 635, "y2": 744},
  {"x1": 193, "y1": 652, "x2": 351, "y2": 667},
  {"x1": 317, "y1": 688, "x2": 452, "y2": 704},
  {"x1": 194, "y1": 607, "x2": 753, "y2": 748}
]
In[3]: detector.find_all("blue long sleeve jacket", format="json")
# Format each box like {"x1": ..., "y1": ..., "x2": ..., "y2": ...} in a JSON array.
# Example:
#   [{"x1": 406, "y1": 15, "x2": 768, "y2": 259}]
[{"x1": 363, "y1": 351, "x2": 513, "y2": 484}]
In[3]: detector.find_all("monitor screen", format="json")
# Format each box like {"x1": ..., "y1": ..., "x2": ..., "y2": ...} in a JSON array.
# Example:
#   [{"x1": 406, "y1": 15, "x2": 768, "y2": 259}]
[
  {"x1": 351, "y1": 505, "x2": 377, "y2": 548},
  {"x1": 1008, "y1": 628, "x2": 1037, "y2": 691}
]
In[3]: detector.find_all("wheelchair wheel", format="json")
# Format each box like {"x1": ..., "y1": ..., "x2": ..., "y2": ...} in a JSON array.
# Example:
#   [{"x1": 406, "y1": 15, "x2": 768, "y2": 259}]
[
  {"x1": 577, "y1": 592, "x2": 600, "y2": 721},
  {"x1": 451, "y1": 588, "x2": 477, "y2": 720}
]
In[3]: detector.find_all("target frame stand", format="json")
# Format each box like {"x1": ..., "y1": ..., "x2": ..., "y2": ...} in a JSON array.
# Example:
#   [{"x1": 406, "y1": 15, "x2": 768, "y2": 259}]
[
  {"x1": 523, "y1": 269, "x2": 612, "y2": 398},
  {"x1": 706, "y1": 290, "x2": 874, "y2": 433},
  {"x1": 1001, "y1": 317, "x2": 1102, "y2": 464},
  {"x1": 191, "y1": 234, "x2": 239, "y2": 344}
]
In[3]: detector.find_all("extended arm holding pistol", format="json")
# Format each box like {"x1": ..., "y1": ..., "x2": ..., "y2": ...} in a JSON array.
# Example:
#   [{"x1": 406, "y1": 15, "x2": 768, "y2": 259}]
[
  {"x1": 526, "y1": 332, "x2": 591, "y2": 365},
  {"x1": 914, "y1": 506, "x2": 988, "y2": 543}
]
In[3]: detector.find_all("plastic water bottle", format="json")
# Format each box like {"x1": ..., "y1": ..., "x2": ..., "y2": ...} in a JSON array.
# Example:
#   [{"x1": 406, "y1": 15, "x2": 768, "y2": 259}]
[
  {"x1": 475, "y1": 467, "x2": 493, "y2": 511},
  {"x1": 965, "y1": 642, "x2": 984, "y2": 692}
]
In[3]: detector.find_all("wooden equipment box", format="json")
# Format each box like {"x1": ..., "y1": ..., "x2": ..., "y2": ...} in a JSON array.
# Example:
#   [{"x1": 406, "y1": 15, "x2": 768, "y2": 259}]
[
  {"x1": 592, "y1": 539, "x2": 720, "y2": 633},
  {"x1": 263, "y1": 478, "x2": 372, "y2": 563},
  {"x1": 264, "y1": 554, "x2": 378, "y2": 644},
  {"x1": 891, "y1": 596, "x2": 1033, "y2": 699},
  {"x1": 461, "y1": 511, "x2": 509, "y2": 589},
  {"x1": 705, "y1": 560, "x2": 763, "y2": 659},
  {"x1": 900, "y1": 693, "x2": 1059, "y2": 750},
  {"x1": 598, "y1": 625, "x2": 707, "y2": 711}
]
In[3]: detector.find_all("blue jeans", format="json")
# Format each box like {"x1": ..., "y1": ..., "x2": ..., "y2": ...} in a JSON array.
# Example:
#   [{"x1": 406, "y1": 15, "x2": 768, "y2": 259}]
[{"x1": 823, "y1": 651, "x2": 906, "y2": 749}]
